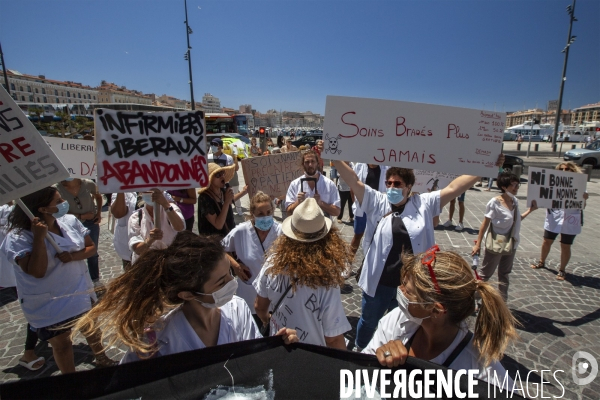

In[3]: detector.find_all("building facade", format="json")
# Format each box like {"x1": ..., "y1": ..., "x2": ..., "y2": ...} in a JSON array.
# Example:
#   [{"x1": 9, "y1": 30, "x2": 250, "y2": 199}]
[
  {"x1": 202, "y1": 93, "x2": 221, "y2": 113},
  {"x1": 97, "y1": 82, "x2": 152, "y2": 105},
  {"x1": 155, "y1": 94, "x2": 188, "y2": 109},
  {"x1": 571, "y1": 102, "x2": 600, "y2": 125},
  {"x1": 506, "y1": 108, "x2": 572, "y2": 127}
]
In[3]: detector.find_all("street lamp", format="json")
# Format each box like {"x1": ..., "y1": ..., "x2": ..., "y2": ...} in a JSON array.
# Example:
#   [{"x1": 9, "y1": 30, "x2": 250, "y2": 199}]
[
  {"x1": 184, "y1": 0, "x2": 195, "y2": 110},
  {"x1": 551, "y1": 0, "x2": 578, "y2": 150}
]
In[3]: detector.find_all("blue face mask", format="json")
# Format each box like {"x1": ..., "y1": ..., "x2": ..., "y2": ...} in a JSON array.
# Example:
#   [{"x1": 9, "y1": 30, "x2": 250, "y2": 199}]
[
  {"x1": 64, "y1": 177, "x2": 74, "y2": 182},
  {"x1": 386, "y1": 187, "x2": 404, "y2": 205},
  {"x1": 254, "y1": 215, "x2": 274, "y2": 231},
  {"x1": 52, "y1": 201, "x2": 70, "y2": 219},
  {"x1": 210, "y1": 145, "x2": 219, "y2": 153}
]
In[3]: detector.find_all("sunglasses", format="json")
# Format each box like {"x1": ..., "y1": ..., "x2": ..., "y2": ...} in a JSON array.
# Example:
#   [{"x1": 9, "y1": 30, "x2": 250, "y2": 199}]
[
  {"x1": 385, "y1": 180, "x2": 404, "y2": 188},
  {"x1": 214, "y1": 171, "x2": 225, "y2": 179},
  {"x1": 73, "y1": 196, "x2": 82, "y2": 209}
]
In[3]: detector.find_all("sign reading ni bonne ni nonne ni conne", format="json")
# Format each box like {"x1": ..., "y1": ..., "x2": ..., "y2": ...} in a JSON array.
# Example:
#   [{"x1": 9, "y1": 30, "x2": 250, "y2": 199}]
[
  {"x1": 0, "y1": 87, "x2": 69, "y2": 204},
  {"x1": 95, "y1": 109, "x2": 208, "y2": 193},
  {"x1": 527, "y1": 167, "x2": 587, "y2": 209},
  {"x1": 323, "y1": 96, "x2": 505, "y2": 176}
]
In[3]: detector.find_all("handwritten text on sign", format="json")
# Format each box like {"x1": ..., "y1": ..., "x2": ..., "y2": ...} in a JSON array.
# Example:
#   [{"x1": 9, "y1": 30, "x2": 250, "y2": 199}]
[
  {"x1": 0, "y1": 87, "x2": 68, "y2": 203},
  {"x1": 527, "y1": 167, "x2": 587, "y2": 209},
  {"x1": 95, "y1": 109, "x2": 207, "y2": 192},
  {"x1": 241, "y1": 152, "x2": 304, "y2": 198},
  {"x1": 45, "y1": 137, "x2": 96, "y2": 179},
  {"x1": 413, "y1": 170, "x2": 460, "y2": 194},
  {"x1": 323, "y1": 96, "x2": 504, "y2": 176}
]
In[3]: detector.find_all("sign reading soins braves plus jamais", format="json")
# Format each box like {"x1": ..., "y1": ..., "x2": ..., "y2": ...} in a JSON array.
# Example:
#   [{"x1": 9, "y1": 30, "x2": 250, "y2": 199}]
[
  {"x1": 0, "y1": 87, "x2": 69, "y2": 204},
  {"x1": 95, "y1": 109, "x2": 208, "y2": 192},
  {"x1": 323, "y1": 96, "x2": 505, "y2": 176}
]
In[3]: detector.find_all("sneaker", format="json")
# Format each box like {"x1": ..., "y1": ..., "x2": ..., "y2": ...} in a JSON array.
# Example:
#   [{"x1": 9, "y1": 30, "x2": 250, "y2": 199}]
[
  {"x1": 455, "y1": 223, "x2": 464, "y2": 232},
  {"x1": 442, "y1": 220, "x2": 453, "y2": 228}
]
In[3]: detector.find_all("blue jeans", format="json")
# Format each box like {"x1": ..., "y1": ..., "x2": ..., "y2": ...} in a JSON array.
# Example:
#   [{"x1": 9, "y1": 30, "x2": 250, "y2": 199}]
[
  {"x1": 82, "y1": 220, "x2": 100, "y2": 281},
  {"x1": 355, "y1": 284, "x2": 398, "y2": 349},
  {"x1": 354, "y1": 214, "x2": 367, "y2": 235}
]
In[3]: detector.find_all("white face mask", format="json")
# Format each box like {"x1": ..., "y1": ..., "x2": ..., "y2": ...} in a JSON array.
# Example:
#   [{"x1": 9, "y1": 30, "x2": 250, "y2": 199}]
[
  {"x1": 505, "y1": 191, "x2": 515, "y2": 199},
  {"x1": 396, "y1": 288, "x2": 431, "y2": 325},
  {"x1": 141, "y1": 193, "x2": 153, "y2": 204},
  {"x1": 194, "y1": 279, "x2": 238, "y2": 309}
]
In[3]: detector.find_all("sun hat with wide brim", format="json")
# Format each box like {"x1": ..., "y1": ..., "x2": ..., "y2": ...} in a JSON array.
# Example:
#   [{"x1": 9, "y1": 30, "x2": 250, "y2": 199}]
[
  {"x1": 198, "y1": 163, "x2": 236, "y2": 194},
  {"x1": 281, "y1": 198, "x2": 332, "y2": 243}
]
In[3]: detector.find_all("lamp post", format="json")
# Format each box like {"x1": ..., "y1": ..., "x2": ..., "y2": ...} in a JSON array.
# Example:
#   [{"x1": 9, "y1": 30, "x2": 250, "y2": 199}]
[
  {"x1": 551, "y1": 0, "x2": 577, "y2": 151},
  {"x1": 184, "y1": 0, "x2": 195, "y2": 110},
  {"x1": 0, "y1": 42, "x2": 10, "y2": 95}
]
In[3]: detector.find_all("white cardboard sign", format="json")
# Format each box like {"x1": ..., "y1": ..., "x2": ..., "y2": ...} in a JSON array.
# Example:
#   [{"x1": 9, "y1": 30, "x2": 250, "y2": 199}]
[
  {"x1": 413, "y1": 170, "x2": 460, "y2": 194},
  {"x1": 0, "y1": 88, "x2": 69, "y2": 203},
  {"x1": 323, "y1": 96, "x2": 504, "y2": 176},
  {"x1": 241, "y1": 152, "x2": 304, "y2": 199},
  {"x1": 95, "y1": 109, "x2": 208, "y2": 192},
  {"x1": 527, "y1": 167, "x2": 587, "y2": 209},
  {"x1": 45, "y1": 137, "x2": 96, "y2": 179}
]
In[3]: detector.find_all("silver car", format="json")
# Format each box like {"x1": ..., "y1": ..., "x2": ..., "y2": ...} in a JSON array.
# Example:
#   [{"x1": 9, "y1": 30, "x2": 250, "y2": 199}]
[{"x1": 563, "y1": 140, "x2": 600, "y2": 167}]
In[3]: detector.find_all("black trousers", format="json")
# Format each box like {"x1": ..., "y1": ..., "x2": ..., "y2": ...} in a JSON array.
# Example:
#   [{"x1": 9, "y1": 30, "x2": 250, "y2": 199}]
[{"x1": 338, "y1": 190, "x2": 354, "y2": 220}]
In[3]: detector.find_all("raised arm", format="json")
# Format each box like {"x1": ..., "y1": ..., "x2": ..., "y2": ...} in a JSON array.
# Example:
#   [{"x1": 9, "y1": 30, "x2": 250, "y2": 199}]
[{"x1": 332, "y1": 161, "x2": 366, "y2": 205}]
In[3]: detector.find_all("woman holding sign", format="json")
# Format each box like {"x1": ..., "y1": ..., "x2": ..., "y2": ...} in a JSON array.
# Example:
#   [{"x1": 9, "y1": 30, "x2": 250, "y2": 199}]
[
  {"x1": 333, "y1": 156, "x2": 504, "y2": 351},
  {"x1": 472, "y1": 172, "x2": 538, "y2": 300},
  {"x1": 222, "y1": 191, "x2": 282, "y2": 318},
  {"x1": 1, "y1": 187, "x2": 115, "y2": 374},
  {"x1": 530, "y1": 162, "x2": 589, "y2": 281}
]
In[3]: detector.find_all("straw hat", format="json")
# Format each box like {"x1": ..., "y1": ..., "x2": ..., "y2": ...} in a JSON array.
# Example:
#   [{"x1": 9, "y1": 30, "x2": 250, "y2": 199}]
[
  {"x1": 281, "y1": 198, "x2": 332, "y2": 242},
  {"x1": 198, "y1": 162, "x2": 236, "y2": 194}
]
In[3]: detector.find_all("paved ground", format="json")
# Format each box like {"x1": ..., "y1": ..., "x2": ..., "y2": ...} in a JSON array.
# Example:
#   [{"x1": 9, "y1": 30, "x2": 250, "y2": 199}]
[{"x1": 0, "y1": 153, "x2": 599, "y2": 399}]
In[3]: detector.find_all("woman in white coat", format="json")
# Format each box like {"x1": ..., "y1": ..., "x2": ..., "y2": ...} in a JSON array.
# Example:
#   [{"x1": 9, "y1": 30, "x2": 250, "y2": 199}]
[
  {"x1": 222, "y1": 191, "x2": 282, "y2": 318},
  {"x1": 74, "y1": 231, "x2": 297, "y2": 362},
  {"x1": 2, "y1": 187, "x2": 115, "y2": 374},
  {"x1": 531, "y1": 162, "x2": 589, "y2": 281}
]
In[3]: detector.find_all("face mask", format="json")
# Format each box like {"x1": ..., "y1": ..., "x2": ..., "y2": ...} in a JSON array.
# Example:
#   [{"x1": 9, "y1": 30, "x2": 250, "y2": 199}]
[
  {"x1": 396, "y1": 288, "x2": 431, "y2": 325},
  {"x1": 254, "y1": 215, "x2": 274, "y2": 231},
  {"x1": 195, "y1": 279, "x2": 238, "y2": 309},
  {"x1": 64, "y1": 178, "x2": 74, "y2": 182},
  {"x1": 268, "y1": 146, "x2": 273, "y2": 151},
  {"x1": 387, "y1": 187, "x2": 404, "y2": 205},
  {"x1": 52, "y1": 201, "x2": 70, "y2": 219},
  {"x1": 142, "y1": 193, "x2": 154, "y2": 204},
  {"x1": 210, "y1": 145, "x2": 219, "y2": 153},
  {"x1": 505, "y1": 191, "x2": 515, "y2": 199}
]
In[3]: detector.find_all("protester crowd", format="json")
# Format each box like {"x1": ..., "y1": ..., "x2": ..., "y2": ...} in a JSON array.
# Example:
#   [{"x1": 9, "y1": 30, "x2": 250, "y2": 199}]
[{"x1": 0, "y1": 132, "x2": 590, "y2": 390}]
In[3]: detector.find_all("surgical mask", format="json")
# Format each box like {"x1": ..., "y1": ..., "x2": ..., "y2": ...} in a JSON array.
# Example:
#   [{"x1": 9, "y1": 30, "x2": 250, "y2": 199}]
[
  {"x1": 386, "y1": 187, "x2": 404, "y2": 205},
  {"x1": 141, "y1": 193, "x2": 153, "y2": 204},
  {"x1": 52, "y1": 201, "x2": 70, "y2": 219},
  {"x1": 64, "y1": 178, "x2": 74, "y2": 182},
  {"x1": 254, "y1": 215, "x2": 274, "y2": 231},
  {"x1": 210, "y1": 145, "x2": 219, "y2": 153},
  {"x1": 268, "y1": 146, "x2": 273, "y2": 151},
  {"x1": 505, "y1": 191, "x2": 515, "y2": 199},
  {"x1": 195, "y1": 279, "x2": 238, "y2": 309},
  {"x1": 396, "y1": 288, "x2": 431, "y2": 325}
]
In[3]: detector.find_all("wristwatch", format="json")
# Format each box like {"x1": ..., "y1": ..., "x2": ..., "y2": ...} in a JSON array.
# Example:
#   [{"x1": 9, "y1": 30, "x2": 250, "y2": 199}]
[{"x1": 165, "y1": 206, "x2": 174, "y2": 213}]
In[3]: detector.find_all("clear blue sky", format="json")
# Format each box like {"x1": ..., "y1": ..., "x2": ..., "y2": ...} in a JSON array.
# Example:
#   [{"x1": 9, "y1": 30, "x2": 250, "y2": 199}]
[{"x1": 1, "y1": 0, "x2": 598, "y2": 114}]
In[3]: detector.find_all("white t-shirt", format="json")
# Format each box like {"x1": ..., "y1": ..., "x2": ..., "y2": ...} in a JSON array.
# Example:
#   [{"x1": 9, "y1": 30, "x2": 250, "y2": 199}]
[
  {"x1": 544, "y1": 208, "x2": 582, "y2": 235},
  {"x1": 111, "y1": 193, "x2": 137, "y2": 261},
  {"x1": 208, "y1": 152, "x2": 234, "y2": 167},
  {"x1": 121, "y1": 296, "x2": 261, "y2": 363},
  {"x1": 1, "y1": 215, "x2": 96, "y2": 328},
  {"x1": 0, "y1": 204, "x2": 16, "y2": 287},
  {"x1": 285, "y1": 173, "x2": 341, "y2": 210},
  {"x1": 221, "y1": 220, "x2": 282, "y2": 313},
  {"x1": 363, "y1": 308, "x2": 513, "y2": 387},
  {"x1": 128, "y1": 204, "x2": 185, "y2": 264},
  {"x1": 484, "y1": 197, "x2": 521, "y2": 248},
  {"x1": 253, "y1": 262, "x2": 351, "y2": 346}
]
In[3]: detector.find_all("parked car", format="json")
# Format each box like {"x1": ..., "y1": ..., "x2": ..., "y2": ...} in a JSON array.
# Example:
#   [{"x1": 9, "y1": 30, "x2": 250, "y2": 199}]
[
  {"x1": 563, "y1": 140, "x2": 600, "y2": 167},
  {"x1": 502, "y1": 154, "x2": 524, "y2": 171},
  {"x1": 291, "y1": 134, "x2": 322, "y2": 149}
]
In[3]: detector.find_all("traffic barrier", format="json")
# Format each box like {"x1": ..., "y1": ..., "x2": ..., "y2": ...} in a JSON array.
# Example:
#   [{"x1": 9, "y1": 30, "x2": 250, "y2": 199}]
[{"x1": 583, "y1": 164, "x2": 593, "y2": 182}]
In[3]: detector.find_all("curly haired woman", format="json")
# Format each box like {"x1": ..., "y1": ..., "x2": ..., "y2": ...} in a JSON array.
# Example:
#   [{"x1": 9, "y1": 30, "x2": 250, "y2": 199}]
[{"x1": 254, "y1": 198, "x2": 352, "y2": 349}]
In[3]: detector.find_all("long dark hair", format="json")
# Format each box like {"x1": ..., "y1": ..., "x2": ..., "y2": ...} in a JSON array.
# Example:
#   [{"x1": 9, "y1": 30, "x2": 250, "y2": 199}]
[
  {"x1": 7, "y1": 186, "x2": 58, "y2": 233},
  {"x1": 73, "y1": 231, "x2": 227, "y2": 358},
  {"x1": 277, "y1": 135, "x2": 284, "y2": 148}
]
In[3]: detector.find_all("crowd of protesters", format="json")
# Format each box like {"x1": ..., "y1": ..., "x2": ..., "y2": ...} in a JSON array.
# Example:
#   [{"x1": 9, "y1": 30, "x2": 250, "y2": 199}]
[{"x1": 0, "y1": 134, "x2": 590, "y2": 390}]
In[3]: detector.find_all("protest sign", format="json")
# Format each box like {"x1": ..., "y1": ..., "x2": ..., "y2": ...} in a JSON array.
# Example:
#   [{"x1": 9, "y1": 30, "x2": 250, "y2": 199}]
[
  {"x1": 323, "y1": 96, "x2": 505, "y2": 176},
  {"x1": 0, "y1": 87, "x2": 69, "y2": 204},
  {"x1": 413, "y1": 170, "x2": 459, "y2": 193},
  {"x1": 527, "y1": 167, "x2": 587, "y2": 209},
  {"x1": 45, "y1": 137, "x2": 96, "y2": 179},
  {"x1": 95, "y1": 109, "x2": 207, "y2": 193},
  {"x1": 241, "y1": 152, "x2": 304, "y2": 198}
]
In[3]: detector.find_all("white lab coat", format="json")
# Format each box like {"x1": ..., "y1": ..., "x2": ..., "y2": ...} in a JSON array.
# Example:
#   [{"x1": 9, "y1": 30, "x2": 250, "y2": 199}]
[
  {"x1": 111, "y1": 193, "x2": 137, "y2": 262},
  {"x1": 0, "y1": 204, "x2": 16, "y2": 287},
  {"x1": 544, "y1": 208, "x2": 582, "y2": 236},
  {"x1": 363, "y1": 307, "x2": 513, "y2": 387},
  {"x1": 285, "y1": 173, "x2": 340, "y2": 210},
  {"x1": 359, "y1": 186, "x2": 440, "y2": 297},
  {"x1": 120, "y1": 296, "x2": 261, "y2": 363},
  {"x1": 1, "y1": 215, "x2": 96, "y2": 328},
  {"x1": 352, "y1": 163, "x2": 389, "y2": 217},
  {"x1": 222, "y1": 221, "x2": 282, "y2": 313}
]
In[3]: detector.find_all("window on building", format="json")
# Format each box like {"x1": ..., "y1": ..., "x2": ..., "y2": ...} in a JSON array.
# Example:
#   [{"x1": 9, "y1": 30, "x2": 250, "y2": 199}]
[
  {"x1": 36, "y1": 97, "x2": 40, "y2": 102},
  {"x1": 93, "y1": 96, "x2": 96, "y2": 100},
  {"x1": 78, "y1": 93, "x2": 81, "y2": 98},
  {"x1": 43, "y1": 96, "x2": 47, "y2": 103},
  {"x1": 55, "y1": 89, "x2": 58, "y2": 96},
  {"x1": 35, "y1": 88, "x2": 39, "y2": 93},
  {"x1": 42, "y1": 88, "x2": 46, "y2": 94},
  {"x1": 27, "y1": 86, "x2": 32, "y2": 92},
  {"x1": 10, "y1": 83, "x2": 15, "y2": 91},
  {"x1": 12, "y1": 94, "x2": 16, "y2": 100},
  {"x1": 29, "y1": 95, "x2": 33, "y2": 101},
  {"x1": 67, "y1": 91, "x2": 70, "y2": 97},
  {"x1": 56, "y1": 98, "x2": 59, "y2": 103},
  {"x1": 68, "y1": 99, "x2": 71, "y2": 103},
  {"x1": 19, "y1": 86, "x2": 23, "y2": 92}
]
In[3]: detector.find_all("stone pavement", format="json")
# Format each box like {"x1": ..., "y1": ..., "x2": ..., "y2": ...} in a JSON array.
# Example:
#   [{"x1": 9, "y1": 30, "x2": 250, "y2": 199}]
[{"x1": 0, "y1": 164, "x2": 599, "y2": 399}]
